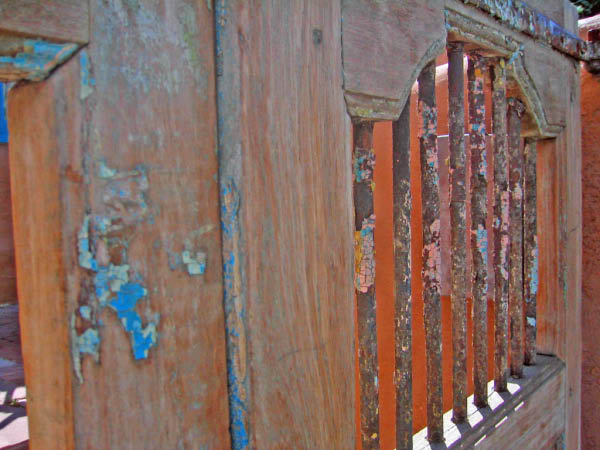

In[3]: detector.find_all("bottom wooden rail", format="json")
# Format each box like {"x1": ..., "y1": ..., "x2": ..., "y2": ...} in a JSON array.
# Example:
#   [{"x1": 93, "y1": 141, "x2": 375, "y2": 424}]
[{"x1": 414, "y1": 355, "x2": 565, "y2": 449}]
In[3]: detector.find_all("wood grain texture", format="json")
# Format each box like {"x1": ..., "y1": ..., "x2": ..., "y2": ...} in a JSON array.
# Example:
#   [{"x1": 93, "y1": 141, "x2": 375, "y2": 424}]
[
  {"x1": 0, "y1": 0, "x2": 89, "y2": 44},
  {"x1": 9, "y1": 0, "x2": 231, "y2": 448},
  {"x1": 8, "y1": 71, "x2": 76, "y2": 450},
  {"x1": 217, "y1": 1, "x2": 355, "y2": 447},
  {"x1": 342, "y1": 0, "x2": 445, "y2": 120}
]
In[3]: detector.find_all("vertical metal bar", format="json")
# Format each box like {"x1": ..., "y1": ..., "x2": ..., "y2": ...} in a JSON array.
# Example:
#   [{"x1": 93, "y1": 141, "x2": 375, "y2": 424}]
[
  {"x1": 353, "y1": 122, "x2": 379, "y2": 449},
  {"x1": 524, "y1": 138, "x2": 538, "y2": 366},
  {"x1": 447, "y1": 42, "x2": 468, "y2": 423},
  {"x1": 393, "y1": 98, "x2": 412, "y2": 450},
  {"x1": 491, "y1": 59, "x2": 510, "y2": 392},
  {"x1": 468, "y1": 54, "x2": 489, "y2": 408},
  {"x1": 418, "y1": 61, "x2": 444, "y2": 443},
  {"x1": 507, "y1": 98, "x2": 526, "y2": 378}
]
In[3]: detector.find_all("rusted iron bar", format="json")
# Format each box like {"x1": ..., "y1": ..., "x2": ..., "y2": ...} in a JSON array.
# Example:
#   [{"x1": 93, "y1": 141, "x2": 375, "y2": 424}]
[
  {"x1": 393, "y1": 97, "x2": 413, "y2": 450},
  {"x1": 353, "y1": 122, "x2": 379, "y2": 450},
  {"x1": 507, "y1": 97, "x2": 526, "y2": 379},
  {"x1": 418, "y1": 61, "x2": 444, "y2": 443},
  {"x1": 447, "y1": 42, "x2": 468, "y2": 423},
  {"x1": 491, "y1": 59, "x2": 510, "y2": 392},
  {"x1": 524, "y1": 138, "x2": 538, "y2": 366},
  {"x1": 468, "y1": 54, "x2": 489, "y2": 408},
  {"x1": 458, "y1": 0, "x2": 590, "y2": 61}
]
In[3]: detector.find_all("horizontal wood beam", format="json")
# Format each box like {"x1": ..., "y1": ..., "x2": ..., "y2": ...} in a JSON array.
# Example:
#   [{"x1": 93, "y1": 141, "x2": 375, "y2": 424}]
[
  {"x1": 456, "y1": 0, "x2": 600, "y2": 64},
  {"x1": 0, "y1": 0, "x2": 88, "y2": 44}
]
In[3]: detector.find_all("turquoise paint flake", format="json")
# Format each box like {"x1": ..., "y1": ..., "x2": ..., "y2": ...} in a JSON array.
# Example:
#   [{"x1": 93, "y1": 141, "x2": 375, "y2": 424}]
[
  {"x1": 182, "y1": 250, "x2": 206, "y2": 275},
  {"x1": 80, "y1": 305, "x2": 92, "y2": 321},
  {"x1": 0, "y1": 40, "x2": 78, "y2": 82},
  {"x1": 79, "y1": 50, "x2": 96, "y2": 100},
  {"x1": 78, "y1": 328, "x2": 101, "y2": 355},
  {"x1": 76, "y1": 212, "x2": 159, "y2": 365}
]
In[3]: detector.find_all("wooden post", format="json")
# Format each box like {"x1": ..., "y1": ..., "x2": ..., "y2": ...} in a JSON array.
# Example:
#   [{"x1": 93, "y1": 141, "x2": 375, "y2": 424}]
[
  {"x1": 524, "y1": 138, "x2": 538, "y2": 366},
  {"x1": 468, "y1": 54, "x2": 489, "y2": 407},
  {"x1": 491, "y1": 59, "x2": 510, "y2": 392},
  {"x1": 418, "y1": 61, "x2": 443, "y2": 443},
  {"x1": 507, "y1": 97, "x2": 526, "y2": 378},
  {"x1": 447, "y1": 42, "x2": 468, "y2": 422},
  {"x1": 393, "y1": 98, "x2": 413, "y2": 450},
  {"x1": 353, "y1": 122, "x2": 379, "y2": 449}
]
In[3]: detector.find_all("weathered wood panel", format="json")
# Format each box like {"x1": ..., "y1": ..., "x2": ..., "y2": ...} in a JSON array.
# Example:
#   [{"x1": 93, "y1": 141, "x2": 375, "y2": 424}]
[
  {"x1": 0, "y1": 0, "x2": 88, "y2": 44},
  {"x1": 342, "y1": 0, "x2": 446, "y2": 120},
  {"x1": 217, "y1": 1, "x2": 355, "y2": 447},
  {"x1": 9, "y1": 1, "x2": 231, "y2": 448},
  {"x1": 8, "y1": 70, "x2": 77, "y2": 450}
]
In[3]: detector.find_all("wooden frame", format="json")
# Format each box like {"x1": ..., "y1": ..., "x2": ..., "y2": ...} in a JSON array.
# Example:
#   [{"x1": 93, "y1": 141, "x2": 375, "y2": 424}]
[{"x1": 0, "y1": 0, "x2": 583, "y2": 448}]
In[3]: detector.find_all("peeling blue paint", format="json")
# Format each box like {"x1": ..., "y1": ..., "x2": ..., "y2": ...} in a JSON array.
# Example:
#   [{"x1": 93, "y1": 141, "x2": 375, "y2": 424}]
[
  {"x1": 181, "y1": 250, "x2": 206, "y2": 275},
  {"x1": 0, "y1": 84, "x2": 7, "y2": 144},
  {"x1": 221, "y1": 183, "x2": 240, "y2": 239},
  {"x1": 77, "y1": 215, "x2": 158, "y2": 361},
  {"x1": 78, "y1": 328, "x2": 101, "y2": 355},
  {"x1": 530, "y1": 243, "x2": 539, "y2": 296},
  {"x1": 0, "y1": 40, "x2": 78, "y2": 82},
  {"x1": 476, "y1": 224, "x2": 488, "y2": 266},
  {"x1": 79, "y1": 50, "x2": 95, "y2": 100},
  {"x1": 80, "y1": 305, "x2": 92, "y2": 321},
  {"x1": 73, "y1": 160, "x2": 161, "y2": 377},
  {"x1": 227, "y1": 364, "x2": 250, "y2": 449},
  {"x1": 527, "y1": 317, "x2": 536, "y2": 327}
]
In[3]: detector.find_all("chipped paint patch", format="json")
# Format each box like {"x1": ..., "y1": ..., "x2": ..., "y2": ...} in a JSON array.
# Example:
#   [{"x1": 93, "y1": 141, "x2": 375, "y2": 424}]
[
  {"x1": 353, "y1": 147, "x2": 375, "y2": 183},
  {"x1": 79, "y1": 50, "x2": 96, "y2": 100},
  {"x1": 73, "y1": 161, "x2": 160, "y2": 380},
  {"x1": 182, "y1": 250, "x2": 206, "y2": 275},
  {"x1": 355, "y1": 214, "x2": 376, "y2": 293},
  {"x1": 0, "y1": 40, "x2": 78, "y2": 82},
  {"x1": 475, "y1": 224, "x2": 488, "y2": 266},
  {"x1": 529, "y1": 237, "x2": 539, "y2": 296},
  {"x1": 527, "y1": 317, "x2": 536, "y2": 327}
]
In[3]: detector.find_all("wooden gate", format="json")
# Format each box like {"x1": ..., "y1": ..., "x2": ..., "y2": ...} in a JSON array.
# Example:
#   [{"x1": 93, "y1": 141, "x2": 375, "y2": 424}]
[{"x1": 0, "y1": 1, "x2": 588, "y2": 448}]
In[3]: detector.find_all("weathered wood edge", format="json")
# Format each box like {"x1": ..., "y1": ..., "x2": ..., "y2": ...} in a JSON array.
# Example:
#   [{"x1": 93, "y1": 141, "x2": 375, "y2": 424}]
[
  {"x1": 215, "y1": 2, "x2": 251, "y2": 449},
  {"x1": 445, "y1": 8, "x2": 565, "y2": 138},
  {"x1": 344, "y1": 37, "x2": 447, "y2": 123},
  {"x1": 343, "y1": 2, "x2": 570, "y2": 136},
  {"x1": 0, "y1": 37, "x2": 81, "y2": 83},
  {"x1": 0, "y1": 0, "x2": 89, "y2": 44},
  {"x1": 413, "y1": 355, "x2": 565, "y2": 449}
]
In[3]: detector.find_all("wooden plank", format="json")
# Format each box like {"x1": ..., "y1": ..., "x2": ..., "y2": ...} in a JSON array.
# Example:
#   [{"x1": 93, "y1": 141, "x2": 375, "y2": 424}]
[
  {"x1": 524, "y1": 138, "x2": 538, "y2": 365},
  {"x1": 10, "y1": 0, "x2": 232, "y2": 447},
  {"x1": 418, "y1": 60, "x2": 444, "y2": 443},
  {"x1": 216, "y1": 1, "x2": 355, "y2": 447},
  {"x1": 393, "y1": 100, "x2": 413, "y2": 449},
  {"x1": 558, "y1": 63, "x2": 582, "y2": 450},
  {"x1": 8, "y1": 66, "x2": 76, "y2": 450},
  {"x1": 342, "y1": 0, "x2": 446, "y2": 120},
  {"x1": 507, "y1": 98, "x2": 526, "y2": 379},
  {"x1": 468, "y1": 53, "x2": 489, "y2": 407},
  {"x1": 353, "y1": 122, "x2": 379, "y2": 450},
  {"x1": 0, "y1": 0, "x2": 89, "y2": 44},
  {"x1": 491, "y1": 58, "x2": 510, "y2": 392},
  {"x1": 447, "y1": 42, "x2": 468, "y2": 423},
  {"x1": 413, "y1": 355, "x2": 565, "y2": 449}
]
